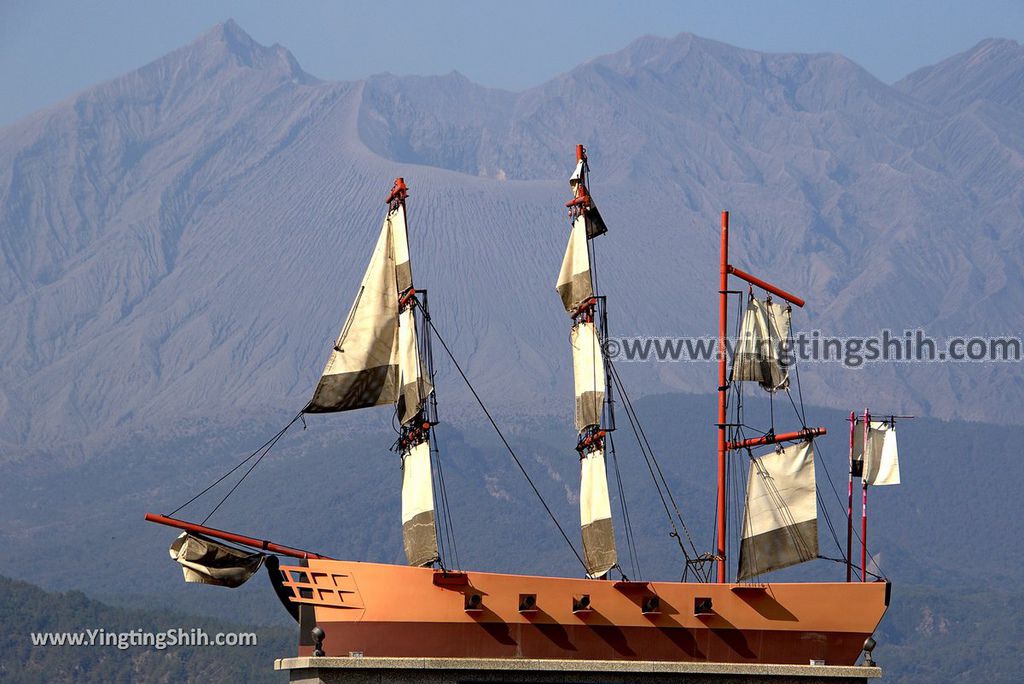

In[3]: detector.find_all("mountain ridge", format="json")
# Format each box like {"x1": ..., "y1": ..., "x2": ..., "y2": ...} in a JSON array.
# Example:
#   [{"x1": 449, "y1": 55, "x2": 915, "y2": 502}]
[{"x1": 2, "y1": 21, "x2": 1024, "y2": 451}]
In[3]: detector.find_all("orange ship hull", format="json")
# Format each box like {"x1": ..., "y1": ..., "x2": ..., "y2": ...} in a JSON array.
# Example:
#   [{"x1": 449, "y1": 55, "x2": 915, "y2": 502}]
[{"x1": 272, "y1": 558, "x2": 889, "y2": 666}]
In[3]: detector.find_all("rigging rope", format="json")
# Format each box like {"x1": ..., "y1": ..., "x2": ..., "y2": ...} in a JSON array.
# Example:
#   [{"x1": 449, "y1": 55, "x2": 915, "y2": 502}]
[
  {"x1": 168, "y1": 410, "x2": 304, "y2": 521},
  {"x1": 727, "y1": 286, "x2": 886, "y2": 580},
  {"x1": 607, "y1": 432, "x2": 642, "y2": 580},
  {"x1": 423, "y1": 314, "x2": 589, "y2": 574},
  {"x1": 415, "y1": 294, "x2": 460, "y2": 571},
  {"x1": 606, "y1": 359, "x2": 705, "y2": 575},
  {"x1": 431, "y1": 431, "x2": 460, "y2": 571}
]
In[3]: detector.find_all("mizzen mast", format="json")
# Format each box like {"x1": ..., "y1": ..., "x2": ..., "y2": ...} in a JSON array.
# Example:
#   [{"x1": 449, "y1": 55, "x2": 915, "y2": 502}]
[{"x1": 716, "y1": 210, "x2": 825, "y2": 582}]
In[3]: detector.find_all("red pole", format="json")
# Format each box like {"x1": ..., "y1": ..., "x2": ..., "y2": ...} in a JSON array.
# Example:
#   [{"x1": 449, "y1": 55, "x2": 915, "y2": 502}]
[
  {"x1": 726, "y1": 265, "x2": 805, "y2": 308},
  {"x1": 717, "y1": 211, "x2": 729, "y2": 583},
  {"x1": 726, "y1": 427, "x2": 826, "y2": 451},
  {"x1": 861, "y1": 409, "x2": 870, "y2": 581},
  {"x1": 847, "y1": 411, "x2": 855, "y2": 582},
  {"x1": 144, "y1": 513, "x2": 331, "y2": 560}
]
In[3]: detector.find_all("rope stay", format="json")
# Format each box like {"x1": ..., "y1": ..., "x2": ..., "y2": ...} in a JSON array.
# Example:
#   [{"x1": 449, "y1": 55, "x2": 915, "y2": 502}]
[
  {"x1": 725, "y1": 287, "x2": 887, "y2": 581},
  {"x1": 423, "y1": 314, "x2": 589, "y2": 574},
  {"x1": 605, "y1": 358, "x2": 710, "y2": 582},
  {"x1": 411, "y1": 291, "x2": 460, "y2": 572},
  {"x1": 168, "y1": 410, "x2": 304, "y2": 523}
]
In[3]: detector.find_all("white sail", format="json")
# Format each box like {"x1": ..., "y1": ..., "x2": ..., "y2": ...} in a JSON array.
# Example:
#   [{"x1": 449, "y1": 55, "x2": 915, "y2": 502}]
[
  {"x1": 732, "y1": 294, "x2": 791, "y2": 391},
  {"x1": 571, "y1": 321, "x2": 605, "y2": 431},
  {"x1": 738, "y1": 440, "x2": 819, "y2": 580},
  {"x1": 558, "y1": 150, "x2": 617, "y2": 578},
  {"x1": 397, "y1": 307, "x2": 432, "y2": 426},
  {"x1": 556, "y1": 215, "x2": 594, "y2": 313},
  {"x1": 580, "y1": 446, "x2": 616, "y2": 578},
  {"x1": 391, "y1": 204, "x2": 413, "y2": 293},
  {"x1": 401, "y1": 440, "x2": 439, "y2": 567},
  {"x1": 169, "y1": 533, "x2": 264, "y2": 588},
  {"x1": 569, "y1": 159, "x2": 585, "y2": 189},
  {"x1": 854, "y1": 422, "x2": 901, "y2": 486},
  {"x1": 306, "y1": 210, "x2": 401, "y2": 412}
]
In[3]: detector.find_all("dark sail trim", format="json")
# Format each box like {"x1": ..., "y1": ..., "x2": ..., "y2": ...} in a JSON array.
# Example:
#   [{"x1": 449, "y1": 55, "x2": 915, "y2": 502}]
[
  {"x1": 305, "y1": 365, "x2": 399, "y2": 413},
  {"x1": 402, "y1": 510, "x2": 439, "y2": 568},
  {"x1": 738, "y1": 518, "x2": 818, "y2": 580},
  {"x1": 575, "y1": 390, "x2": 603, "y2": 431},
  {"x1": 581, "y1": 516, "x2": 616, "y2": 577},
  {"x1": 557, "y1": 272, "x2": 594, "y2": 313}
]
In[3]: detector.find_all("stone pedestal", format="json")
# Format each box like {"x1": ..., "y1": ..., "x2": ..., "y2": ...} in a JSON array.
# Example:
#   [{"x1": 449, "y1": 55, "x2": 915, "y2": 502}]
[{"x1": 275, "y1": 657, "x2": 882, "y2": 684}]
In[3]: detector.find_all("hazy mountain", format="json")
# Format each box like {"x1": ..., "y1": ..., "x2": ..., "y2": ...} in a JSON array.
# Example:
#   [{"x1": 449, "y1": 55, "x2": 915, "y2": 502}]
[
  {"x1": 2, "y1": 22, "x2": 1023, "y2": 453},
  {"x1": 1, "y1": 28, "x2": 1022, "y2": 679}
]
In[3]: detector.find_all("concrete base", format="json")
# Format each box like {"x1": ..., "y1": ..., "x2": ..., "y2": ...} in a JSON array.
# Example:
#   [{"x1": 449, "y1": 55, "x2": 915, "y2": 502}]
[{"x1": 275, "y1": 657, "x2": 882, "y2": 684}]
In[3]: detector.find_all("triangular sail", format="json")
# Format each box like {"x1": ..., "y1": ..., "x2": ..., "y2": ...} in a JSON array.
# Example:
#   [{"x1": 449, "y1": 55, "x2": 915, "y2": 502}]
[
  {"x1": 557, "y1": 147, "x2": 617, "y2": 578},
  {"x1": 306, "y1": 210, "x2": 401, "y2": 413},
  {"x1": 732, "y1": 294, "x2": 791, "y2": 392},
  {"x1": 854, "y1": 421, "x2": 901, "y2": 486},
  {"x1": 307, "y1": 180, "x2": 439, "y2": 568},
  {"x1": 738, "y1": 440, "x2": 819, "y2": 580}
]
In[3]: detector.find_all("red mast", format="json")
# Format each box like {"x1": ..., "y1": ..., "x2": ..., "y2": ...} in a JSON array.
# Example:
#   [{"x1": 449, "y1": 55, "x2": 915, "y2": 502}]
[
  {"x1": 861, "y1": 408, "x2": 870, "y2": 582},
  {"x1": 847, "y1": 411, "x2": 855, "y2": 582},
  {"x1": 716, "y1": 211, "x2": 729, "y2": 583},
  {"x1": 715, "y1": 211, "x2": 819, "y2": 583}
]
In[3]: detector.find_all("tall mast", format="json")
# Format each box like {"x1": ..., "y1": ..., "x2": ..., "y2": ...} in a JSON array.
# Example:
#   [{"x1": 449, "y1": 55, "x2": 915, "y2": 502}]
[
  {"x1": 716, "y1": 211, "x2": 821, "y2": 583},
  {"x1": 861, "y1": 408, "x2": 870, "y2": 582},
  {"x1": 716, "y1": 212, "x2": 729, "y2": 583},
  {"x1": 558, "y1": 145, "x2": 616, "y2": 578},
  {"x1": 847, "y1": 411, "x2": 856, "y2": 582}
]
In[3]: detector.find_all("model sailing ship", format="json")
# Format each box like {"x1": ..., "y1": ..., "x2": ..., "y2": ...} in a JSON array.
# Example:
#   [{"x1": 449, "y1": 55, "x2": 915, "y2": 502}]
[{"x1": 146, "y1": 146, "x2": 904, "y2": 665}]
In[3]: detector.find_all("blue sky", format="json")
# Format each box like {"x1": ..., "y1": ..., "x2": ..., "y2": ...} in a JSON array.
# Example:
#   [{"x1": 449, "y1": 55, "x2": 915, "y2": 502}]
[{"x1": 2, "y1": 0, "x2": 1022, "y2": 126}]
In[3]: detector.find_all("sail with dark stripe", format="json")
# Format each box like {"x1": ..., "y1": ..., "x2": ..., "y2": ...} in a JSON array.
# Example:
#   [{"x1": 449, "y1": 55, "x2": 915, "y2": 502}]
[
  {"x1": 732, "y1": 294, "x2": 791, "y2": 392},
  {"x1": 306, "y1": 207, "x2": 404, "y2": 413},
  {"x1": 557, "y1": 147, "x2": 617, "y2": 579},
  {"x1": 307, "y1": 181, "x2": 439, "y2": 568},
  {"x1": 853, "y1": 421, "x2": 901, "y2": 486},
  {"x1": 738, "y1": 440, "x2": 819, "y2": 580}
]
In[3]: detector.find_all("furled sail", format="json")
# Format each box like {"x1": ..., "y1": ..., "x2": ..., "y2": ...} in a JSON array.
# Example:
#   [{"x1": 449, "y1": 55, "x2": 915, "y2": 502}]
[
  {"x1": 854, "y1": 421, "x2": 901, "y2": 486},
  {"x1": 738, "y1": 440, "x2": 819, "y2": 580},
  {"x1": 391, "y1": 192, "x2": 439, "y2": 568},
  {"x1": 558, "y1": 147, "x2": 617, "y2": 578},
  {"x1": 169, "y1": 533, "x2": 265, "y2": 588},
  {"x1": 571, "y1": 321, "x2": 605, "y2": 431},
  {"x1": 580, "y1": 445, "x2": 616, "y2": 577},
  {"x1": 305, "y1": 208, "x2": 403, "y2": 413},
  {"x1": 732, "y1": 294, "x2": 791, "y2": 392},
  {"x1": 557, "y1": 215, "x2": 594, "y2": 313},
  {"x1": 397, "y1": 301, "x2": 438, "y2": 566},
  {"x1": 397, "y1": 307, "x2": 433, "y2": 425},
  {"x1": 401, "y1": 440, "x2": 439, "y2": 567}
]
